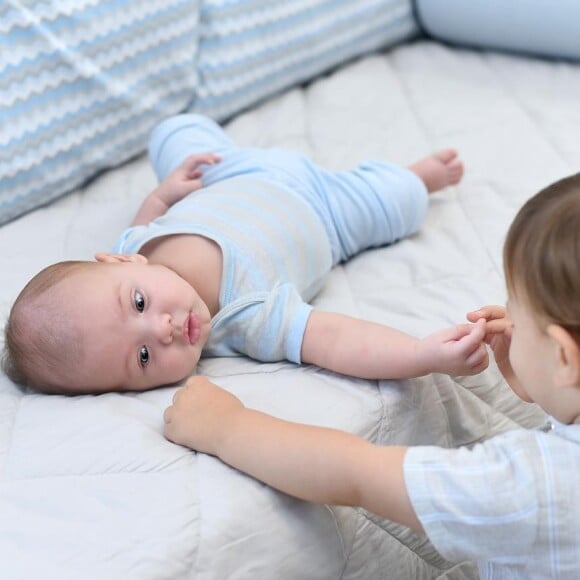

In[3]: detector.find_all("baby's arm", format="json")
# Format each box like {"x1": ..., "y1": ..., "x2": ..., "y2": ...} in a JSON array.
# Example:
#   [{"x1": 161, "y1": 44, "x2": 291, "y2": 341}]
[
  {"x1": 301, "y1": 311, "x2": 488, "y2": 379},
  {"x1": 132, "y1": 153, "x2": 220, "y2": 226},
  {"x1": 164, "y1": 376, "x2": 422, "y2": 533}
]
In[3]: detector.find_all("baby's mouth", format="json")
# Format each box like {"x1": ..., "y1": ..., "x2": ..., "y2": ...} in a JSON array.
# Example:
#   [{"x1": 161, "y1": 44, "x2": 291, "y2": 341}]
[{"x1": 183, "y1": 313, "x2": 201, "y2": 344}]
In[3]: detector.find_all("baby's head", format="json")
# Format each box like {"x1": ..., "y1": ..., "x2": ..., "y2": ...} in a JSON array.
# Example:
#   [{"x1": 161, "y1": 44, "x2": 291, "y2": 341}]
[
  {"x1": 502, "y1": 172, "x2": 580, "y2": 420},
  {"x1": 3, "y1": 261, "x2": 90, "y2": 393},
  {"x1": 3, "y1": 254, "x2": 212, "y2": 395}
]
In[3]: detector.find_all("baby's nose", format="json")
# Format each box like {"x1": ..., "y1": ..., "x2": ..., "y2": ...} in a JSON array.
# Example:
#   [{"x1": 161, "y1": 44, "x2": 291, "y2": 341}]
[{"x1": 156, "y1": 314, "x2": 173, "y2": 345}]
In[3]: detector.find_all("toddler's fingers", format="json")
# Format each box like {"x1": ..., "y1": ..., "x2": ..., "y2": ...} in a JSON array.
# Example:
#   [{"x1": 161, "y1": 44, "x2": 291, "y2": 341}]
[
  {"x1": 466, "y1": 310, "x2": 479, "y2": 323},
  {"x1": 483, "y1": 318, "x2": 512, "y2": 335},
  {"x1": 163, "y1": 405, "x2": 174, "y2": 424},
  {"x1": 466, "y1": 308, "x2": 493, "y2": 322},
  {"x1": 467, "y1": 305, "x2": 506, "y2": 323},
  {"x1": 172, "y1": 386, "x2": 187, "y2": 405},
  {"x1": 185, "y1": 375, "x2": 207, "y2": 389}
]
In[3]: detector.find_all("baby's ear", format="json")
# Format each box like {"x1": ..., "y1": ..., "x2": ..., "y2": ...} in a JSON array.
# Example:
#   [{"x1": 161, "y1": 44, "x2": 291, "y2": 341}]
[
  {"x1": 94, "y1": 252, "x2": 148, "y2": 265},
  {"x1": 548, "y1": 324, "x2": 580, "y2": 388}
]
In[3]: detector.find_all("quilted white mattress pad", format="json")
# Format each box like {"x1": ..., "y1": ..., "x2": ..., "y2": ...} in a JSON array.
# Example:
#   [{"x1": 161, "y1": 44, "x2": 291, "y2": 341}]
[{"x1": 1, "y1": 40, "x2": 577, "y2": 579}]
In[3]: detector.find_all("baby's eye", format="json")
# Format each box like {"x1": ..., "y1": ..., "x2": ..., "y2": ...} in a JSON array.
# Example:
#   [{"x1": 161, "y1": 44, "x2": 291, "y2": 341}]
[
  {"x1": 139, "y1": 345, "x2": 150, "y2": 367},
  {"x1": 134, "y1": 290, "x2": 146, "y2": 313}
]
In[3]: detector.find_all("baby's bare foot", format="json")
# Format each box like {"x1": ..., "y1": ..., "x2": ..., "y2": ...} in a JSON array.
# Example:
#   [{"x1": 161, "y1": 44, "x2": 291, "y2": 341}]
[{"x1": 409, "y1": 149, "x2": 464, "y2": 194}]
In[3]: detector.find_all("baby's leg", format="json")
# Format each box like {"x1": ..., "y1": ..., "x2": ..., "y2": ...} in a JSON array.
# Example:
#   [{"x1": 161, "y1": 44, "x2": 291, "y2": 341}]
[
  {"x1": 311, "y1": 150, "x2": 464, "y2": 262},
  {"x1": 408, "y1": 149, "x2": 464, "y2": 194},
  {"x1": 149, "y1": 114, "x2": 236, "y2": 181},
  {"x1": 282, "y1": 157, "x2": 431, "y2": 264},
  {"x1": 149, "y1": 114, "x2": 281, "y2": 188}
]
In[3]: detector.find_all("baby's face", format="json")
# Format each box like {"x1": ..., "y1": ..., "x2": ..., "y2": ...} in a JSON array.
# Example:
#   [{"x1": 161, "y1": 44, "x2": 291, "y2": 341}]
[{"x1": 57, "y1": 261, "x2": 212, "y2": 392}]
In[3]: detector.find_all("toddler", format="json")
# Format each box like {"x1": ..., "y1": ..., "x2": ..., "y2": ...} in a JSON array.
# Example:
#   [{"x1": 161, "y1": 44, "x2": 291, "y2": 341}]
[
  {"x1": 3, "y1": 114, "x2": 487, "y2": 394},
  {"x1": 164, "y1": 173, "x2": 580, "y2": 579}
]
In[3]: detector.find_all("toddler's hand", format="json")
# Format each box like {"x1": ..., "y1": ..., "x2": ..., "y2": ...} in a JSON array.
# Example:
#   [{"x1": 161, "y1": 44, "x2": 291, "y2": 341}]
[
  {"x1": 467, "y1": 305, "x2": 520, "y2": 391},
  {"x1": 420, "y1": 319, "x2": 489, "y2": 376},
  {"x1": 467, "y1": 305, "x2": 511, "y2": 337},
  {"x1": 467, "y1": 305, "x2": 512, "y2": 363},
  {"x1": 158, "y1": 153, "x2": 221, "y2": 207},
  {"x1": 163, "y1": 376, "x2": 243, "y2": 455}
]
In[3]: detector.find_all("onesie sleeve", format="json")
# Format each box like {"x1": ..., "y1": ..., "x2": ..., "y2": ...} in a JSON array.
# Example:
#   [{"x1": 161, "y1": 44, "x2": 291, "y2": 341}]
[
  {"x1": 403, "y1": 430, "x2": 543, "y2": 563},
  {"x1": 206, "y1": 282, "x2": 313, "y2": 364}
]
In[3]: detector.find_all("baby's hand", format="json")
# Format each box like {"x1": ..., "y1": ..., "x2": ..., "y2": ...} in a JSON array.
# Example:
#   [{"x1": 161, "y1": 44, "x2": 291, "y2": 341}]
[
  {"x1": 420, "y1": 319, "x2": 489, "y2": 376},
  {"x1": 158, "y1": 153, "x2": 221, "y2": 207},
  {"x1": 163, "y1": 376, "x2": 243, "y2": 455}
]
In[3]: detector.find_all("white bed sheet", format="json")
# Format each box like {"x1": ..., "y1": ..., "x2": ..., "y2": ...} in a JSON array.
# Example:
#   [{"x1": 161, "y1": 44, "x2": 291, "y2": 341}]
[{"x1": 1, "y1": 40, "x2": 576, "y2": 579}]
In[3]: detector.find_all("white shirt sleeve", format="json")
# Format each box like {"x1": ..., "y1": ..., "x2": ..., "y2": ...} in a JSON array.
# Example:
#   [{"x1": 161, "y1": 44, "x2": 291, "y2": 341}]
[{"x1": 403, "y1": 429, "x2": 543, "y2": 563}]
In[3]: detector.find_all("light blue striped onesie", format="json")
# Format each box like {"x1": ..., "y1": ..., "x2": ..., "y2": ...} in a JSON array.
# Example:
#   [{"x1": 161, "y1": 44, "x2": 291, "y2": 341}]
[{"x1": 114, "y1": 114, "x2": 428, "y2": 363}]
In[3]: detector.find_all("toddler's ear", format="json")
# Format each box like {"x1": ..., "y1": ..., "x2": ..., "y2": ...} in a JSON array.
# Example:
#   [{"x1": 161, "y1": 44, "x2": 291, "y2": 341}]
[
  {"x1": 94, "y1": 252, "x2": 148, "y2": 265},
  {"x1": 548, "y1": 324, "x2": 580, "y2": 388}
]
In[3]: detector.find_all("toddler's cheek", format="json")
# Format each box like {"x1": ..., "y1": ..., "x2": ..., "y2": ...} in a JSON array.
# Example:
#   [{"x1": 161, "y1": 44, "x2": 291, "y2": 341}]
[{"x1": 508, "y1": 377, "x2": 532, "y2": 403}]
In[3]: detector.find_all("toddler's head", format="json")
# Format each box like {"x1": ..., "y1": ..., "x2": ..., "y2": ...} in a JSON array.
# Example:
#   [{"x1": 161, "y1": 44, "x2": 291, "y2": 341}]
[
  {"x1": 502, "y1": 173, "x2": 580, "y2": 421},
  {"x1": 504, "y1": 173, "x2": 580, "y2": 333},
  {"x1": 3, "y1": 255, "x2": 212, "y2": 395}
]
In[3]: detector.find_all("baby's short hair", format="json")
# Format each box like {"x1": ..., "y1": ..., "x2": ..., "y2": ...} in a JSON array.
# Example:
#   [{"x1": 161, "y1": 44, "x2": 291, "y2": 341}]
[
  {"x1": 2, "y1": 260, "x2": 95, "y2": 394},
  {"x1": 503, "y1": 172, "x2": 580, "y2": 337}
]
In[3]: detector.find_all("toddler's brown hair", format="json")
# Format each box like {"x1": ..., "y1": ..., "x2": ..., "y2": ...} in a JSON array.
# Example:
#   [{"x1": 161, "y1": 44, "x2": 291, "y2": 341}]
[{"x1": 503, "y1": 172, "x2": 580, "y2": 340}]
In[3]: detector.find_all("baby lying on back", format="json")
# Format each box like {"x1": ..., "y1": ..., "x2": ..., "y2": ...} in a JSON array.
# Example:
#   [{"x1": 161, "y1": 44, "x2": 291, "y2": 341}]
[{"x1": 3, "y1": 114, "x2": 487, "y2": 394}]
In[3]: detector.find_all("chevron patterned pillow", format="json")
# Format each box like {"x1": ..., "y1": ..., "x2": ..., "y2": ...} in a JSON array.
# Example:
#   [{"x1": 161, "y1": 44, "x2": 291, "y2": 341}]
[
  {"x1": 0, "y1": 0, "x2": 200, "y2": 225},
  {"x1": 1, "y1": 0, "x2": 418, "y2": 226},
  {"x1": 194, "y1": 0, "x2": 418, "y2": 121}
]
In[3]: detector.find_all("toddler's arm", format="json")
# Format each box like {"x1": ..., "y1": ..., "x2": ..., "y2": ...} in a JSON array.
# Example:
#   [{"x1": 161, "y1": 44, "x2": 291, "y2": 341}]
[
  {"x1": 132, "y1": 153, "x2": 220, "y2": 226},
  {"x1": 164, "y1": 376, "x2": 422, "y2": 532},
  {"x1": 301, "y1": 311, "x2": 488, "y2": 379}
]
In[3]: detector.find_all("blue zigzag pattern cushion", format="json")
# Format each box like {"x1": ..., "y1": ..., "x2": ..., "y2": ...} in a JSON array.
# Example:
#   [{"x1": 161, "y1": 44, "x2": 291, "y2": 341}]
[
  {"x1": 1, "y1": 0, "x2": 417, "y2": 226},
  {"x1": 195, "y1": 0, "x2": 418, "y2": 120},
  {"x1": 0, "y1": 0, "x2": 200, "y2": 225}
]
